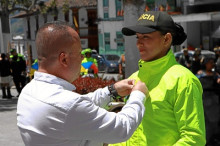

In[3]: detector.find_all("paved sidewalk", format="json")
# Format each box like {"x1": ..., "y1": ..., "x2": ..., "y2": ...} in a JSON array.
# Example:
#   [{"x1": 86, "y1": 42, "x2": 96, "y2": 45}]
[{"x1": 0, "y1": 87, "x2": 24, "y2": 146}]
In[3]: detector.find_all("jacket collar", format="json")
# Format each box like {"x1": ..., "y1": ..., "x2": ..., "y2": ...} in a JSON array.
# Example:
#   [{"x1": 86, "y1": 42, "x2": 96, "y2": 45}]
[{"x1": 137, "y1": 49, "x2": 177, "y2": 84}]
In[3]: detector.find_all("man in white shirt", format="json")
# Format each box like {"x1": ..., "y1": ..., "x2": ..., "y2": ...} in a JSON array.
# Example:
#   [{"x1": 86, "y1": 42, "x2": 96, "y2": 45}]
[{"x1": 17, "y1": 21, "x2": 148, "y2": 146}]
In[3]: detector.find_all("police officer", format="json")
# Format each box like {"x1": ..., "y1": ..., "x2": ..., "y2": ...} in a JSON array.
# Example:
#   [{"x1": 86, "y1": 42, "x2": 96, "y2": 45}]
[
  {"x1": 110, "y1": 11, "x2": 205, "y2": 146},
  {"x1": 80, "y1": 48, "x2": 98, "y2": 77},
  {"x1": 0, "y1": 53, "x2": 12, "y2": 99},
  {"x1": 10, "y1": 49, "x2": 27, "y2": 96}
]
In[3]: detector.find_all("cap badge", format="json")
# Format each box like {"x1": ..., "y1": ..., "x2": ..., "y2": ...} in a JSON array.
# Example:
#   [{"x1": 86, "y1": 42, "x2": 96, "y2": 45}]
[{"x1": 138, "y1": 13, "x2": 155, "y2": 22}]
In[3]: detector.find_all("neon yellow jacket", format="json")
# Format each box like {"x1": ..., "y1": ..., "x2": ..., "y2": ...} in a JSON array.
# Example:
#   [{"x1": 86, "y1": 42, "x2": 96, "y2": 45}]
[
  {"x1": 81, "y1": 57, "x2": 98, "y2": 67},
  {"x1": 80, "y1": 57, "x2": 98, "y2": 75},
  {"x1": 10, "y1": 53, "x2": 25, "y2": 61},
  {"x1": 110, "y1": 50, "x2": 206, "y2": 146}
]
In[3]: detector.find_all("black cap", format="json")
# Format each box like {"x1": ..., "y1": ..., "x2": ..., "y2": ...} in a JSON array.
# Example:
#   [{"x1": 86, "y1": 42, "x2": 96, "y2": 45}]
[
  {"x1": 10, "y1": 49, "x2": 16, "y2": 53},
  {"x1": 122, "y1": 11, "x2": 176, "y2": 36}
]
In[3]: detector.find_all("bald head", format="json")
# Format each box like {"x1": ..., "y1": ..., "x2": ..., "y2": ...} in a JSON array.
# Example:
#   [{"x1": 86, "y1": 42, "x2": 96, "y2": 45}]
[
  {"x1": 36, "y1": 21, "x2": 79, "y2": 67},
  {"x1": 35, "y1": 21, "x2": 83, "y2": 81}
]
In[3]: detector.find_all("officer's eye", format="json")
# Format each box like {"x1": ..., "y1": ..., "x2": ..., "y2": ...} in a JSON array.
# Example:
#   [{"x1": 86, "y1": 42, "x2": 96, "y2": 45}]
[
  {"x1": 136, "y1": 36, "x2": 149, "y2": 39},
  {"x1": 143, "y1": 36, "x2": 150, "y2": 39}
]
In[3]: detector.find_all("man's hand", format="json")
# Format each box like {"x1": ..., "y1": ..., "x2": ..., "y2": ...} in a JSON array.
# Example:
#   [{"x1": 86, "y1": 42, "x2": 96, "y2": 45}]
[
  {"x1": 114, "y1": 79, "x2": 148, "y2": 97},
  {"x1": 132, "y1": 81, "x2": 148, "y2": 96},
  {"x1": 114, "y1": 79, "x2": 135, "y2": 97}
]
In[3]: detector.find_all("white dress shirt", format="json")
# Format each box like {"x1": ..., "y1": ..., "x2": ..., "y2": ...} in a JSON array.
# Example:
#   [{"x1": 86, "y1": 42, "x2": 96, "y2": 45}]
[{"x1": 17, "y1": 71, "x2": 146, "y2": 146}]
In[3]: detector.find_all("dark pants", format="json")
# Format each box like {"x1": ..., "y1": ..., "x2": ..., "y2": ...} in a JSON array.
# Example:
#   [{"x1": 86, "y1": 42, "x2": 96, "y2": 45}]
[
  {"x1": 1, "y1": 86, "x2": 12, "y2": 99},
  {"x1": 13, "y1": 75, "x2": 26, "y2": 95}
]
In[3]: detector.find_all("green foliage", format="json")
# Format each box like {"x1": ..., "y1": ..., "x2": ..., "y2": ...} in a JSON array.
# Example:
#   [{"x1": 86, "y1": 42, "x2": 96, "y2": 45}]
[
  {"x1": 0, "y1": 0, "x2": 36, "y2": 17},
  {"x1": 1, "y1": 0, "x2": 71, "y2": 16},
  {"x1": 47, "y1": 0, "x2": 58, "y2": 16},
  {"x1": 62, "y1": 0, "x2": 69, "y2": 14},
  {"x1": 38, "y1": 1, "x2": 47, "y2": 14}
]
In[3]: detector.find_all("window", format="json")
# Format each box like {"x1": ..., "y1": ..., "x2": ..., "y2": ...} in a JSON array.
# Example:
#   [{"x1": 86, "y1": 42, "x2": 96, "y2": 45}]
[
  {"x1": 103, "y1": 0, "x2": 109, "y2": 18},
  {"x1": 104, "y1": 33, "x2": 110, "y2": 50},
  {"x1": 116, "y1": 32, "x2": 124, "y2": 50},
  {"x1": 115, "y1": 0, "x2": 123, "y2": 17},
  {"x1": 65, "y1": 11, "x2": 69, "y2": 22}
]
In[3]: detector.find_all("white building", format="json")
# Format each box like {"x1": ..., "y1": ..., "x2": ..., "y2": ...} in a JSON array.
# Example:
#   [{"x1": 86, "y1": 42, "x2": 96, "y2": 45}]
[
  {"x1": 11, "y1": 0, "x2": 97, "y2": 60},
  {"x1": 172, "y1": 0, "x2": 220, "y2": 51},
  {"x1": 12, "y1": 10, "x2": 73, "y2": 59},
  {"x1": 97, "y1": 0, "x2": 125, "y2": 56}
]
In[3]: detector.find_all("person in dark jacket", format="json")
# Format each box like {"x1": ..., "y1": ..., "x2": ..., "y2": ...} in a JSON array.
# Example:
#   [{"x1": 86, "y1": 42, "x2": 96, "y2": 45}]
[
  {"x1": 191, "y1": 48, "x2": 202, "y2": 75},
  {"x1": 196, "y1": 57, "x2": 220, "y2": 145},
  {"x1": 10, "y1": 51, "x2": 27, "y2": 96},
  {"x1": 0, "y1": 53, "x2": 12, "y2": 99},
  {"x1": 178, "y1": 48, "x2": 192, "y2": 69}
]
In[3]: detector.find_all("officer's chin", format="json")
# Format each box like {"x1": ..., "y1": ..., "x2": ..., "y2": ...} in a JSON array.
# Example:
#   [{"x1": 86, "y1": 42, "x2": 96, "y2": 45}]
[{"x1": 140, "y1": 55, "x2": 148, "y2": 62}]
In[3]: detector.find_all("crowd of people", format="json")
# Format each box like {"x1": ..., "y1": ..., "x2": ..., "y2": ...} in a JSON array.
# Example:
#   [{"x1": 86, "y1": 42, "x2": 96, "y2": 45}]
[
  {"x1": 175, "y1": 46, "x2": 220, "y2": 144},
  {"x1": 177, "y1": 47, "x2": 220, "y2": 75},
  {"x1": 0, "y1": 49, "x2": 27, "y2": 99}
]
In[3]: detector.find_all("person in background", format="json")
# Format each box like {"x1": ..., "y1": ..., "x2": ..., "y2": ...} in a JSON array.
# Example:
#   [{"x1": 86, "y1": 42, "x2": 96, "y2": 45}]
[
  {"x1": 81, "y1": 48, "x2": 98, "y2": 77},
  {"x1": 178, "y1": 47, "x2": 192, "y2": 69},
  {"x1": 29, "y1": 59, "x2": 38, "y2": 79},
  {"x1": 195, "y1": 47, "x2": 202, "y2": 57},
  {"x1": 200, "y1": 44, "x2": 204, "y2": 50},
  {"x1": 214, "y1": 47, "x2": 220, "y2": 74},
  {"x1": 10, "y1": 49, "x2": 25, "y2": 61},
  {"x1": 110, "y1": 11, "x2": 205, "y2": 146},
  {"x1": 191, "y1": 48, "x2": 202, "y2": 74},
  {"x1": 196, "y1": 57, "x2": 220, "y2": 145},
  {"x1": 17, "y1": 21, "x2": 149, "y2": 146},
  {"x1": 10, "y1": 49, "x2": 27, "y2": 97},
  {"x1": 0, "y1": 53, "x2": 12, "y2": 99},
  {"x1": 118, "y1": 54, "x2": 126, "y2": 79}
]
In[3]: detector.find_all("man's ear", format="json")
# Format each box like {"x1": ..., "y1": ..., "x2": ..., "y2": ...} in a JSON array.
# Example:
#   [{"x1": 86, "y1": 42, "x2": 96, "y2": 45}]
[
  {"x1": 59, "y1": 52, "x2": 68, "y2": 67},
  {"x1": 164, "y1": 33, "x2": 172, "y2": 47}
]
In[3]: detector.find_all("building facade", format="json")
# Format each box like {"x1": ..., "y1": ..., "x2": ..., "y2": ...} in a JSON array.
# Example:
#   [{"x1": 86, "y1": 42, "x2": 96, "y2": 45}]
[
  {"x1": 172, "y1": 0, "x2": 220, "y2": 51},
  {"x1": 11, "y1": 0, "x2": 97, "y2": 60},
  {"x1": 97, "y1": 0, "x2": 125, "y2": 56},
  {"x1": 12, "y1": 10, "x2": 73, "y2": 59}
]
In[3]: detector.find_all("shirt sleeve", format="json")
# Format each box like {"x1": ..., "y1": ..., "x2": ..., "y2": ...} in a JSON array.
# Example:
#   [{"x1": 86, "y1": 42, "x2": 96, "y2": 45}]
[
  {"x1": 85, "y1": 87, "x2": 111, "y2": 108},
  {"x1": 173, "y1": 81, "x2": 206, "y2": 146},
  {"x1": 64, "y1": 90, "x2": 146, "y2": 144}
]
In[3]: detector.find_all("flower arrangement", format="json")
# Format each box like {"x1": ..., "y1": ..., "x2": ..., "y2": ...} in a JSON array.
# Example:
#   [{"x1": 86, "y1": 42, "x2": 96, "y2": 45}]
[{"x1": 72, "y1": 76, "x2": 116, "y2": 94}]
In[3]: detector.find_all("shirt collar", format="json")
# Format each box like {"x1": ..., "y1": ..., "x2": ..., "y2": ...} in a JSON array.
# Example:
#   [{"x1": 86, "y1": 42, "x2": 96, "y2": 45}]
[{"x1": 34, "y1": 71, "x2": 76, "y2": 91}]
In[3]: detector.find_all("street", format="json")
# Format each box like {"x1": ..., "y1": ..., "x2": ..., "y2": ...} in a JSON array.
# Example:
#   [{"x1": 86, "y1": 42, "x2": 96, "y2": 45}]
[{"x1": 0, "y1": 87, "x2": 23, "y2": 146}]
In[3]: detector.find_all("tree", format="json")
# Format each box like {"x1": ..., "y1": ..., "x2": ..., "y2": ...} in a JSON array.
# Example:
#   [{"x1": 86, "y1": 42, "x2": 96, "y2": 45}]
[
  {"x1": 0, "y1": 0, "x2": 40, "y2": 53},
  {"x1": 0, "y1": 0, "x2": 39, "y2": 33},
  {"x1": 0, "y1": 0, "x2": 69, "y2": 53}
]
